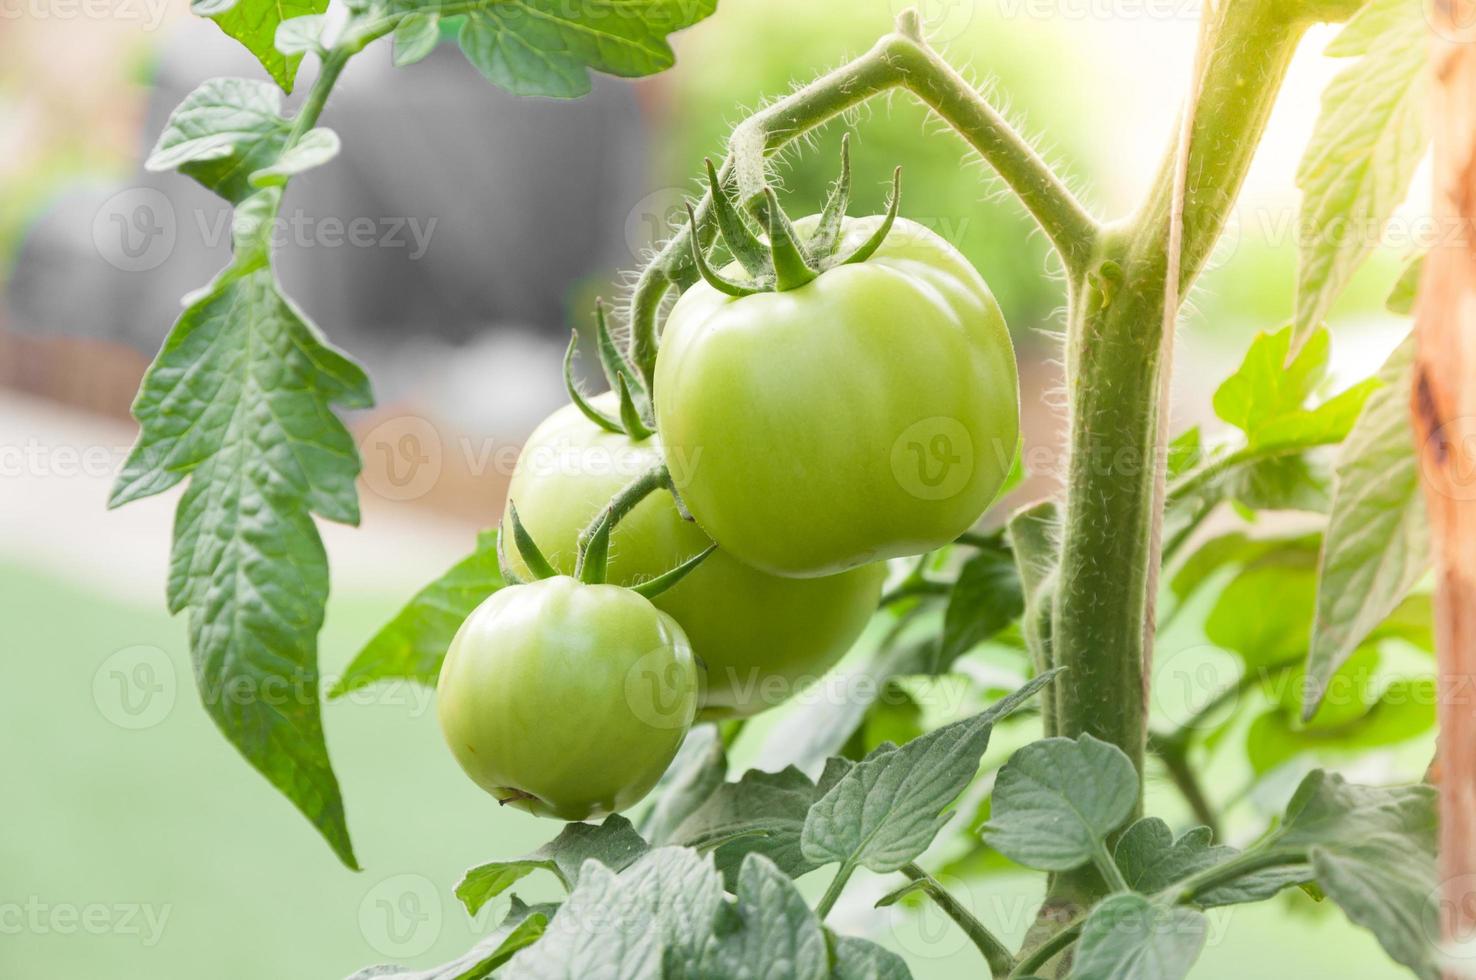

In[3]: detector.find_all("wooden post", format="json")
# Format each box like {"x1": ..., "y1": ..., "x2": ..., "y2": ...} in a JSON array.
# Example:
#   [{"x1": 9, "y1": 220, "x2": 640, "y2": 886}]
[{"x1": 1417, "y1": 0, "x2": 1476, "y2": 962}]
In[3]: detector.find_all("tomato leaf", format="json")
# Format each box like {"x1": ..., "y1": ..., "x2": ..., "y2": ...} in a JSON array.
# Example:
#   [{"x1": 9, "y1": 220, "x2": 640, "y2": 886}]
[
  {"x1": 499, "y1": 847, "x2": 734, "y2": 978},
  {"x1": 347, "y1": 897, "x2": 555, "y2": 979},
  {"x1": 1248, "y1": 677, "x2": 1436, "y2": 775},
  {"x1": 192, "y1": 0, "x2": 331, "y2": 93},
  {"x1": 1271, "y1": 771, "x2": 1439, "y2": 980},
  {"x1": 1070, "y1": 894, "x2": 1207, "y2": 980},
  {"x1": 110, "y1": 191, "x2": 371, "y2": 868},
  {"x1": 456, "y1": 0, "x2": 717, "y2": 99},
  {"x1": 332, "y1": 529, "x2": 501, "y2": 697},
  {"x1": 146, "y1": 78, "x2": 292, "y2": 204},
  {"x1": 1112, "y1": 817, "x2": 1309, "y2": 907},
  {"x1": 248, "y1": 126, "x2": 340, "y2": 188},
  {"x1": 936, "y1": 541, "x2": 1025, "y2": 672},
  {"x1": 983, "y1": 734, "x2": 1137, "y2": 873},
  {"x1": 829, "y1": 934, "x2": 913, "y2": 980},
  {"x1": 639, "y1": 724, "x2": 728, "y2": 845},
  {"x1": 1292, "y1": 0, "x2": 1429, "y2": 350},
  {"x1": 801, "y1": 671, "x2": 1058, "y2": 874},
  {"x1": 670, "y1": 760, "x2": 851, "y2": 889},
  {"x1": 687, "y1": 855, "x2": 829, "y2": 980},
  {"x1": 456, "y1": 814, "x2": 650, "y2": 915},
  {"x1": 393, "y1": 12, "x2": 442, "y2": 68},
  {"x1": 1204, "y1": 543, "x2": 1318, "y2": 672},
  {"x1": 1306, "y1": 338, "x2": 1429, "y2": 716}
]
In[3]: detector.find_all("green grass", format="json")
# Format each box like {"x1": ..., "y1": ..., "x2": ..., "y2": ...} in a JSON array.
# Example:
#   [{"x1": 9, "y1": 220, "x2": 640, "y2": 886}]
[{"x1": 2, "y1": 561, "x2": 1406, "y2": 978}]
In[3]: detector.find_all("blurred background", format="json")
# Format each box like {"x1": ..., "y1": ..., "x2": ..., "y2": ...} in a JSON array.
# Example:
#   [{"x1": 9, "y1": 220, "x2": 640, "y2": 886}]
[{"x1": 0, "y1": 0, "x2": 1426, "y2": 977}]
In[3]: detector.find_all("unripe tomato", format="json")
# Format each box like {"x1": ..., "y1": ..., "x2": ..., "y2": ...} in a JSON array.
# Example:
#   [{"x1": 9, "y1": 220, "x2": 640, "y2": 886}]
[
  {"x1": 505, "y1": 398, "x2": 885, "y2": 719},
  {"x1": 654, "y1": 216, "x2": 1020, "y2": 577},
  {"x1": 437, "y1": 576, "x2": 698, "y2": 820}
]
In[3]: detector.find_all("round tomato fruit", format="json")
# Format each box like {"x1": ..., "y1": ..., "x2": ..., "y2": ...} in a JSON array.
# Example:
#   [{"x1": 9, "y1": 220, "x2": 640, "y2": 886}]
[
  {"x1": 437, "y1": 575, "x2": 698, "y2": 820},
  {"x1": 654, "y1": 215, "x2": 1019, "y2": 578},
  {"x1": 504, "y1": 397, "x2": 885, "y2": 719}
]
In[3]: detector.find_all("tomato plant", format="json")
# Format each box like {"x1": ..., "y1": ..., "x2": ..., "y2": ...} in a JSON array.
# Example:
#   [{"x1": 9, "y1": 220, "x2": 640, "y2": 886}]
[
  {"x1": 655, "y1": 209, "x2": 1019, "y2": 577},
  {"x1": 505, "y1": 396, "x2": 885, "y2": 718},
  {"x1": 437, "y1": 575, "x2": 698, "y2": 821},
  {"x1": 111, "y1": 0, "x2": 1463, "y2": 976}
]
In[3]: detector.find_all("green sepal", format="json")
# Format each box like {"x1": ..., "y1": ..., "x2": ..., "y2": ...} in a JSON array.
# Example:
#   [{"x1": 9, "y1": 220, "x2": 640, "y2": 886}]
[
  {"x1": 617, "y1": 374, "x2": 653, "y2": 440},
  {"x1": 687, "y1": 203, "x2": 765, "y2": 297},
  {"x1": 496, "y1": 525, "x2": 528, "y2": 586},
  {"x1": 807, "y1": 134, "x2": 852, "y2": 264},
  {"x1": 576, "y1": 509, "x2": 613, "y2": 585},
  {"x1": 507, "y1": 501, "x2": 558, "y2": 580},
  {"x1": 839, "y1": 167, "x2": 902, "y2": 267},
  {"x1": 631, "y1": 543, "x2": 718, "y2": 599},
  {"x1": 762, "y1": 188, "x2": 820, "y2": 291},
  {"x1": 593, "y1": 300, "x2": 648, "y2": 410},
  {"x1": 563, "y1": 331, "x2": 624, "y2": 435},
  {"x1": 704, "y1": 158, "x2": 770, "y2": 278}
]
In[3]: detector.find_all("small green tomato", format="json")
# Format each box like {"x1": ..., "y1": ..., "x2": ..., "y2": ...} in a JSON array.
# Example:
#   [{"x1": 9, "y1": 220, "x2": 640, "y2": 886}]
[{"x1": 436, "y1": 576, "x2": 698, "y2": 820}]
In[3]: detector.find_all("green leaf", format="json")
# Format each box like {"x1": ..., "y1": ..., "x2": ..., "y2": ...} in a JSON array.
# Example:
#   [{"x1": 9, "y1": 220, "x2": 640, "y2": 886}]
[
  {"x1": 347, "y1": 898, "x2": 555, "y2": 980},
  {"x1": 639, "y1": 724, "x2": 728, "y2": 845},
  {"x1": 1272, "y1": 771, "x2": 1439, "y2": 979},
  {"x1": 1204, "y1": 543, "x2": 1318, "y2": 672},
  {"x1": 274, "y1": 13, "x2": 328, "y2": 56},
  {"x1": 456, "y1": 814, "x2": 650, "y2": 915},
  {"x1": 802, "y1": 671, "x2": 1058, "y2": 874},
  {"x1": 1306, "y1": 338, "x2": 1429, "y2": 715},
  {"x1": 685, "y1": 854, "x2": 828, "y2": 980},
  {"x1": 249, "y1": 126, "x2": 340, "y2": 187},
  {"x1": 393, "y1": 12, "x2": 442, "y2": 67},
  {"x1": 110, "y1": 207, "x2": 372, "y2": 867},
  {"x1": 193, "y1": 0, "x2": 331, "y2": 93},
  {"x1": 983, "y1": 734, "x2": 1137, "y2": 873},
  {"x1": 1293, "y1": 0, "x2": 1429, "y2": 349},
  {"x1": 829, "y1": 935, "x2": 913, "y2": 980},
  {"x1": 1069, "y1": 894, "x2": 1206, "y2": 980},
  {"x1": 671, "y1": 760, "x2": 851, "y2": 889},
  {"x1": 1112, "y1": 818, "x2": 1308, "y2": 908},
  {"x1": 937, "y1": 542, "x2": 1025, "y2": 671},
  {"x1": 1247, "y1": 676, "x2": 1436, "y2": 775},
  {"x1": 504, "y1": 847, "x2": 727, "y2": 978},
  {"x1": 146, "y1": 78, "x2": 292, "y2": 204},
  {"x1": 457, "y1": 0, "x2": 717, "y2": 99},
  {"x1": 331, "y1": 530, "x2": 501, "y2": 698},
  {"x1": 1386, "y1": 254, "x2": 1424, "y2": 315}
]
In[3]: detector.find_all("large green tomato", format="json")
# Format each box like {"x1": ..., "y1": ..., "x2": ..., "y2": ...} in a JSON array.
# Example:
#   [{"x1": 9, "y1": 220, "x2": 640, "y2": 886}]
[
  {"x1": 505, "y1": 397, "x2": 885, "y2": 719},
  {"x1": 654, "y1": 216, "x2": 1019, "y2": 577},
  {"x1": 437, "y1": 576, "x2": 697, "y2": 820}
]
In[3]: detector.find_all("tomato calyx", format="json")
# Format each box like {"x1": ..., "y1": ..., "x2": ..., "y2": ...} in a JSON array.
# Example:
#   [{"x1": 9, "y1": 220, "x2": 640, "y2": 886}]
[
  {"x1": 503, "y1": 470, "x2": 714, "y2": 599},
  {"x1": 563, "y1": 299, "x2": 654, "y2": 440},
  {"x1": 687, "y1": 135, "x2": 903, "y2": 295}
]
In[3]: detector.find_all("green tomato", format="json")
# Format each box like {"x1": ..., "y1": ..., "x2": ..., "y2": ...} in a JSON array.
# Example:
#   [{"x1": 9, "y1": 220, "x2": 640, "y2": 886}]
[
  {"x1": 505, "y1": 397, "x2": 885, "y2": 719},
  {"x1": 654, "y1": 215, "x2": 1020, "y2": 577},
  {"x1": 436, "y1": 576, "x2": 697, "y2": 820}
]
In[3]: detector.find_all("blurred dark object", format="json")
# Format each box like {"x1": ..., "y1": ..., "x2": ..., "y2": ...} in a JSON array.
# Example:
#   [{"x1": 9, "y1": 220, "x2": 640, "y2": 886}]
[{"x1": 3, "y1": 18, "x2": 649, "y2": 433}]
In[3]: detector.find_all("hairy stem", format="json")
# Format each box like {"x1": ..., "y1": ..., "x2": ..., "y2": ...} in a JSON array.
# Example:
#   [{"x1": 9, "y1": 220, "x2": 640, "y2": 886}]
[
  {"x1": 625, "y1": 12, "x2": 1098, "y2": 384},
  {"x1": 815, "y1": 860, "x2": 856, "y2": 919},
  {"x1": 1042, "y1": 0, "x2": 1330, "y2": 926},
  {"x1": 898, "y1": 864, "x2": 1016, "y2": 978}
]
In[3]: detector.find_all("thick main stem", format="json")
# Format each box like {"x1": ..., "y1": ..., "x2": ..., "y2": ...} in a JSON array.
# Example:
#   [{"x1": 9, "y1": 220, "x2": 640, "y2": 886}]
[{"x1": 1043, "y1": 0, "x2": 1327, "y2": 924}]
